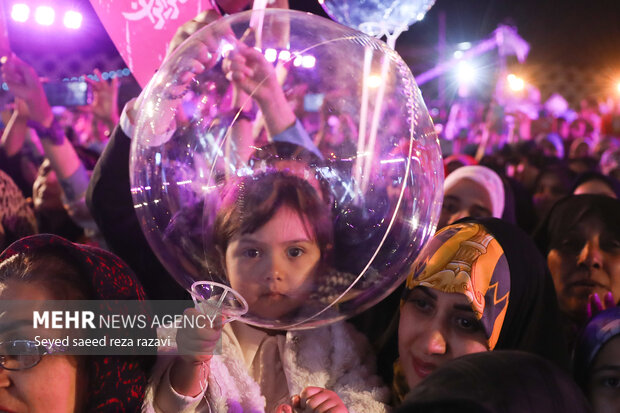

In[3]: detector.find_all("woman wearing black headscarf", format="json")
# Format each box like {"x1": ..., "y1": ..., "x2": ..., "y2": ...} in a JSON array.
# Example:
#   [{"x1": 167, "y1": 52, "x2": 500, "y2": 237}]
[
  {"x1": 534, "y1": 195, "x2": 620, "y2": 347},
  {"x1": 0, "y1": 234, "x2": 153, "y2": 412},
  {"x1": 396, "y1": 351, "x2": 591, "y2": 413},
  {"x1": 394, "y1": 218, "x2": 568, "y2": 402}
]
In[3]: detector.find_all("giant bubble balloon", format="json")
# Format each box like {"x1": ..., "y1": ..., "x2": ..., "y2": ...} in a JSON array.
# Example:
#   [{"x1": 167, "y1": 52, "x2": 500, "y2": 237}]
[
  {"x1": 320, "y1": 0, "x2": 437, "y2": 37},
  {"x1": 130, "y1": 9, "x2": 443, "y2": 330}
]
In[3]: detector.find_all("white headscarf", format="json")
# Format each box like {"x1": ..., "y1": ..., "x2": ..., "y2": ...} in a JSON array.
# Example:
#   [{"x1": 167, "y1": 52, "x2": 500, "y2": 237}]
[{"x1": 444, "y1": 165, "x2": 505, "y2": 219}]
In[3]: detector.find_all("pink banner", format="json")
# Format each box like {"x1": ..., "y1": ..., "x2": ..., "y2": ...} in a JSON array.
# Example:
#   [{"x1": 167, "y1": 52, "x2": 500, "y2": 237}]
[{"x1": 89, "y1": 0, "x2": 210, "y2": 88}]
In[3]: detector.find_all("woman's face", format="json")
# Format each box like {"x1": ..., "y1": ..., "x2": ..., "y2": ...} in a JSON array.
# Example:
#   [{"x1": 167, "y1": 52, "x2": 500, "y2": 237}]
[
  {"x1": 438, "y1": 178, "x2": 493, "y2": 229},
  {"x1": 0, "y1": 281, "x2": 80, "y2": 413},
  {"x1": 398, "y1": 287, "x2": 489, "y2": 389},
  {"x1": 587, "y1": 335, "x2": 620, "y2": 413},
  {"x1": 225, "y1": 206, "x2": 321, "y2": 320},
  {"x1": 547, "y1": 216, "x2": 620, "y2": 321},
  {"x1": 533, "y1": 172, "x2": 569, "y2": 219},
  {"x1": 32, "y1": 160, "x2": 64, "y2": 213}
]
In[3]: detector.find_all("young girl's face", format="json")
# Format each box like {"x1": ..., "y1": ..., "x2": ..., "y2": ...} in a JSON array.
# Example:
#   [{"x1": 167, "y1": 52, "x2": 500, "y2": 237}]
[
  {"x1": 225, "y1": 206, "x2": 321, "y2": 320},
  {"x1": 398, "y1": 287, "x2": 489, "y2": 389}
]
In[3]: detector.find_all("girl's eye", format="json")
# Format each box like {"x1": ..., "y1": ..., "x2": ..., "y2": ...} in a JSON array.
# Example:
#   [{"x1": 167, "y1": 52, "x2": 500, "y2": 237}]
[
  {"x1": 455, "y1": 316, "x2": 482, "y2": 333},
  {"x1": 410, "y1": 297, "x2": 432, "y2": 313},
  {"x1": 601, "y1": 377, "x2": 620, "y2": 388},
  {"x1": 287, "y1": 247, "x2": 304, "y2": 258},
  {"x1": 243, "y1": 249, "x2": 261, "y2": 258}
]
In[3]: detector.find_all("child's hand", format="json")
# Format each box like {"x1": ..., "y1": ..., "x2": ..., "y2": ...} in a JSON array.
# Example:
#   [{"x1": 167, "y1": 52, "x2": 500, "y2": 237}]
[
  {"x1": 170, "y1": 307, "x2": 223, "y2": 397},
  {"x1": 291, "y1": 386, "x2": 349, "y2": 413},
  {"x1": 176, "y1": 307, "x2": 223, "y2": 363}
]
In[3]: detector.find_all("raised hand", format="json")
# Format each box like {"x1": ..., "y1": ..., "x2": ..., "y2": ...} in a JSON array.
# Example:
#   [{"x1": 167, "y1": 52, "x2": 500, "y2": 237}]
[
  {"x1": 586, "y1": 292, "x2": 616, "y2": 319},
  {"x1": 85, "y1": 68, "x2": 119, "y2": 129},
  {"x1": 1, "y1": 55, "x2": 52, "y2": 126}
]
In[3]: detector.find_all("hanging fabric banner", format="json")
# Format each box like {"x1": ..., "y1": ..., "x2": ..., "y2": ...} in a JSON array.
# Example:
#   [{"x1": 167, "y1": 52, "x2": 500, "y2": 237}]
[{"x1": 89, "y1": 0, "x2": 209, "y2": 87}]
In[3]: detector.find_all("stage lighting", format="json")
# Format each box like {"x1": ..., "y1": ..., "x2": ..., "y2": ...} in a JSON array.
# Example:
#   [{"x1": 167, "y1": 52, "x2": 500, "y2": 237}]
[
  {"x1": 616, "y1": 81, "x2": 620, "y2": 94},
  {"x1": 456, "y1": 61, "x2": 476, "y2": 84},
  {"x1": 507, "y1": 73, "x2": 525, "y2": 92},
  {"x1": 11, "y1": 4, "x2": 30, "y2": 22},
  {"x1": 35, "y1": 6, "x2": 55, "y2": 26},
  {"x1": 63, "y1": 11, "x2": 83, "y2": 29}
]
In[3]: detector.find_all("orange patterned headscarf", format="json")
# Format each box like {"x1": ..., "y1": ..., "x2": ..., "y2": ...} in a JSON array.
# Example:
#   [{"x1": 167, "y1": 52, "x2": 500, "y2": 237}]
[{"x1": 404, "y1": 222, "x2": 510, "y2": 349}]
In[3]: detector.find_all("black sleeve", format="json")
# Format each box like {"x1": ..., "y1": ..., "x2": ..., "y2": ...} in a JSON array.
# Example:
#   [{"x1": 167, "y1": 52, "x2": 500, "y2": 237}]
[{"x1": 86, "y1": 126, "x2": 188, "y2": 300}]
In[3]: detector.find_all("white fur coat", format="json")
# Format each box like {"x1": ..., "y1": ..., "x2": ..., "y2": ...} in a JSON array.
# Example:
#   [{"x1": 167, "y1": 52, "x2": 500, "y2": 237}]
[{"x1": 142, "y1": 321, "x2": 389, "y2": 413}]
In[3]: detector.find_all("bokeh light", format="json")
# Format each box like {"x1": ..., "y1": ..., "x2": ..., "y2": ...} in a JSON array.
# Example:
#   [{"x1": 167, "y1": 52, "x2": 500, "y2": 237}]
[
  {"x1": 507, "y1": 73, "x2": 525, "y2": 92},
  {"x1": 63, "y1": 10, "x2": 83, "y2": 29},
  {"x1": 34, "y1": 6, "x2": 55, "y2": 26},
  {"x1": 11, "y1": 4, "x2": 30, "y2": 22}
]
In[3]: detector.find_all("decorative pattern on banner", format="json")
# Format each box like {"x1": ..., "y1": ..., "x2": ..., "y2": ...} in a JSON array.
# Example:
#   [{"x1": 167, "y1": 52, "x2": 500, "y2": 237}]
[{"x1": 89, "y1": 0, "x2": 208, "y2": 87}]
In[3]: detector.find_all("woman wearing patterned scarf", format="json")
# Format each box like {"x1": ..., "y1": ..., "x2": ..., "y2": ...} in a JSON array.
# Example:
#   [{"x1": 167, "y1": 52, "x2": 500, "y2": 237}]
[
  {"x1": 0, "y1": 234, "x2": 153, "y2": 412},
  {"x1": 394, "y1": 218, "x2": 568, "y2": 402}
]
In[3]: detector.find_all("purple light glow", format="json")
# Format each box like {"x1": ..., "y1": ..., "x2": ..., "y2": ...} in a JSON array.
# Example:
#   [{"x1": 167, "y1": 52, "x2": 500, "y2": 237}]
[
  {"x1": 11, "y1": 4, "x2": 30, "y2": 22},
  {"x1": 35, "y1": 6, "x2": 55, "y2": 26},
  {"x1": 63, "y1": 10, "x2": 83, "y2": 29}
]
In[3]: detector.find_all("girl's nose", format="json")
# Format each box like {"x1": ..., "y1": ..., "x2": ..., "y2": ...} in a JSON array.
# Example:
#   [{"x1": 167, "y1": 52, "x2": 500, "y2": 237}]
[{"x1": 425, "y1": 330, "x2": 447, "y2": 355}]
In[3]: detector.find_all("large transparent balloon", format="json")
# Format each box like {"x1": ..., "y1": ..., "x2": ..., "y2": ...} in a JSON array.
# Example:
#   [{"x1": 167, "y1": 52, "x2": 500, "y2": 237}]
[
  {"x1": 320, "y1": 0, "x2": 437, "y2": 37},
  {"x1": 130, "y1": 9, "x2": 443, "y2": 330}
]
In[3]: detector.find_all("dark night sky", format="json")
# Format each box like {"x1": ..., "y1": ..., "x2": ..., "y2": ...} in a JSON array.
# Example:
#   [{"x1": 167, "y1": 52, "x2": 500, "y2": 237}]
[
  {"x1": 400, "y1": 0, "x2": 620, "y2": 69},
  {"x1": 295, "y1": 0, "x2": 620, "y2": 69}
]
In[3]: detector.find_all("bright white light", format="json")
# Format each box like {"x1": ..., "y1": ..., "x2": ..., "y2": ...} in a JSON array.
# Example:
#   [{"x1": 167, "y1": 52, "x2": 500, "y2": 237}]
[
  {"x1": 63, "y1": 10, "x2": 82, "y2": 29},
  {"x1": 453, "y1": 50, "x2": 464, "y2": 59},
  {"x1": 416, "y1": 13, "x2": 425, "y2": 21},
  {"x1": 35, "y1": 6, "x2": 55, "y2": 26},
  {"x1": 264, "y1": 48, "x2": 277, "y2": 62},
  {"x1": 457, "y1": 42, "x2": 472, "y2": 51},
  {"x1": 11, "y1": 4, "x2": 29, "y2": 22},
  {"x1": 616, "y1": 81, "x2": 620, "y2": 94},
  {"x1": 278, "y1": 50, "x2": 291, "y2": 61},
  {"x1": 301, "y1": 55, "x2": 316, "y2": 68},
  {"x1": 367, "y1": 75, "x2": 382, "y2": 88},
  {"x1": 293, "y1": 55, "x2": 302, "y2": 67},
  {"x1": 457, "y1": 61, "x2": 476, "y2": 84},
  {"x1": 507, "y1": 73, "x2": 525, "y2": 92}
]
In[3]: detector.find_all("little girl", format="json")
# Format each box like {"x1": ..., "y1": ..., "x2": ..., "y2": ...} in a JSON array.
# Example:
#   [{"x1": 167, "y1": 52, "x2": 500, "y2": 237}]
[{"x1": 144, "y1": 172, "x2": 389, "y2": 413}]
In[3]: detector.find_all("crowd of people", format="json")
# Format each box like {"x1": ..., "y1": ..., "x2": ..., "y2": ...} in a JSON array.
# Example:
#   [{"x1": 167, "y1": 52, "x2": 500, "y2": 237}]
[{"x1": 1, "y1": 1, "x2": 619, "y2": 412}]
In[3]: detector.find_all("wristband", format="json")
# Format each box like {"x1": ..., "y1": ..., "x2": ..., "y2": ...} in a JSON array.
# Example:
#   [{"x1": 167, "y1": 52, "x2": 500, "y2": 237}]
[{"x1": 27, "y1": 118, "x2": 65, "y2": 145}]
